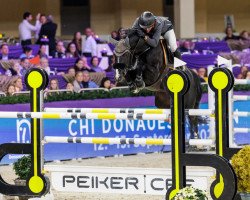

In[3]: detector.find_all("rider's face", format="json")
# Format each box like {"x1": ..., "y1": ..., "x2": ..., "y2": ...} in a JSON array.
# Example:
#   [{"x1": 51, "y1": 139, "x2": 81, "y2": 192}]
[{"x1": 145, "y1": 26, "x2": 154, "y2": 33}]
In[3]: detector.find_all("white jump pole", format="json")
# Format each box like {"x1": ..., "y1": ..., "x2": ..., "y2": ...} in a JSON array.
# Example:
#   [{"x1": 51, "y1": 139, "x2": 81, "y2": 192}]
[
  {"x1": 228, "y1": 60, "x2": 235, "y2": 148},
  {"x1": 235, "y1": 79, "x2": 250, "y2": 85},
  {"x1": 234, "y1": 128, "x2": 250, "y2": 133},
  {"x1": 233, "y1": 95, "x2": 250, "y2": 101},
  {"x1": 43, "y1": 136, "x2": 214, "y2": 147},
  {"x1": 0, "y1": 111, "x2": 171, "y2": 121},
  {"x1": 43, "y1": 136, "x2": 171, "y2": 145},
  {"x1": 188, "y1": 139, "x2": 213, "y2": 146},
  {"x1": 233, "y1": 111, "x2": 250, "y2": 117},
  {"x1": 208, "y1": 65, "x2": 216, "y2": 143},
  {"x1": 44, "y1": 108, "x2": 214, "y2": 117}
]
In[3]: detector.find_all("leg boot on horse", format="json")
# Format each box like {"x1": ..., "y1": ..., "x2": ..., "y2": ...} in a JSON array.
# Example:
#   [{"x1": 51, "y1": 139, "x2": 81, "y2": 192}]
[{"x1": 135, "y1": 67, "x2": 145, "y2": 92}]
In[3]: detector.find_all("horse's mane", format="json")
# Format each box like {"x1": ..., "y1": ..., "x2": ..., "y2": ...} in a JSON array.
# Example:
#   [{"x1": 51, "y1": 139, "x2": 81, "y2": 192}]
[{"x1": 127, "y1": 30, "x2": 150, "y2": 54}]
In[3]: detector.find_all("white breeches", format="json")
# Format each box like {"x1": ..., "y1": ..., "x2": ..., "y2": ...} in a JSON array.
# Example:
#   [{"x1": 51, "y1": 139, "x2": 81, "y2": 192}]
[{"x1": 163, "y1": 29, "x2": 178, "y2": 52}]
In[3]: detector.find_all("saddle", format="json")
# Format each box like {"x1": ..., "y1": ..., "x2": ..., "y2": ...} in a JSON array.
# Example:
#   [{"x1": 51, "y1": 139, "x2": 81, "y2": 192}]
[
  {"x1": 160, "y1": 38, "x2": 174, "y2": 64},
  {"x1": 145, "y1": 39, "x2": 174, "y2": 92}
]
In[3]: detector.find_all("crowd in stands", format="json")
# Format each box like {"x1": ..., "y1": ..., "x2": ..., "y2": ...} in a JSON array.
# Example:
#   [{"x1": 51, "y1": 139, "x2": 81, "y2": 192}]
[
  {"x1": 0, "y1": 11, "x2": 117, "y2": 96},
  {"x1": 0, "y1": 12, "x2": 250, "y2": 96}
]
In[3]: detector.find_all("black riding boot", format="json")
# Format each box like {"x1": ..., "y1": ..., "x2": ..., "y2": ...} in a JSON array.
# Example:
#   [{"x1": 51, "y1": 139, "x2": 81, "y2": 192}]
[{"x1": 173, "y1": 49, "x2": 182, "y2": 59}]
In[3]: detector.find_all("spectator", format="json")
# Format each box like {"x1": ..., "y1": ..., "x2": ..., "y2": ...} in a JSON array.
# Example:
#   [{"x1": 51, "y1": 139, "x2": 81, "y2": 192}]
[
  {"x1": 0, "y1": 44, "x2": 10, "y2": 60},
  {"x1": 5, "y1": 62, "x2": 22, "y2": 76},
  {"x1": 239, "y1": 30, "x2": 250, "y2": 41},
  {"x1": 19, "y1": 12, "x2": 40, "y2": 46},
  {"x1": 82, "y1": 70, "x2": 99, "y2": 88},
  {"x1": 66, "y1": 82, "x2": 74, "y2": 92},
  {"x1": 197, "y1": 67, "x2": 207, "y2": 82},
  {"x1": 224, "y1": 27, "x2": 239, "y2": 41},
  {"x1": 237, "y1": 65, "x2": 248, "y2": 79},
  {"x1": 82, "y1": 28, "x2": 97, "y2": 57},
  {"x1": 49, "y1": 78, "x2": 59, "y2": 90},
  {"x1": 72, "y1": 31, "x2": 82, "y2": 55},
  {"x1": 44, "y1": 78, "x2": 59, "y2": 97},
  {"x1": 14, "y1": 77, "x2": 23, "y2": 92},
  {"x1": 246, "y1": 71, "x2": 250, "y2": 80},
  {"x1": 100, "y1": 77, "x2": 115, "y2": 90},
  {"x1": 66, "y1": 42, "x2": 80, "y2": 58},
  {"x1": 35, "y1": 14, "x2": 46, "y2": 40},
  {"x1": 90, "y1": 56, "x2": 104, "y2": 72},
  {"x1": 20, "y1": 58, "x2": 31, "y2": 76},
  {"x1": 73, "y1": 71, "x2": 98, "y2": 92},
  {"x1": 74, "y1": 58, "x2": 93, "y2": 72},
  {"x1": 106, "y1": 55, "x2": 115, "y2": 72},
  {"x1": 6, "y1": 84, "x2": 15, "y2": 96},
  {"x1": 37, "y1": 44, "x2": 48, "y2": 58},
  {"x1": 67, "y1": 67, "x2": 76, "y2": 77},
  {"x1": 179, "y1": 41, "x2": 192, "y2": 53},
  {"x1": 111, "y1": 30, "x2": 120, "y2": 41},
  {"x1": 20, "y1": 46, "x2": 34, "y2": 59},
  {"x1": 73, "y1": 71, "x2": 84, "y2": 92},
  {"x1": 36, "y1": 57, "x2": 50, "y2": 75},
  {"x1": 53, "y1": 41, "x2": 66, "y2": 58},
  {"x1": 38, "y1": 15, "x2": 57, "y2": 56}
]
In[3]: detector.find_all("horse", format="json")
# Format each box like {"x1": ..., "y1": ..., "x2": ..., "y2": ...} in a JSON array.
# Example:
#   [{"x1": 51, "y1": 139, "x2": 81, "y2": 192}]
[{"x1": 111, "y1": 31, "x2": 202, "y2": 139}]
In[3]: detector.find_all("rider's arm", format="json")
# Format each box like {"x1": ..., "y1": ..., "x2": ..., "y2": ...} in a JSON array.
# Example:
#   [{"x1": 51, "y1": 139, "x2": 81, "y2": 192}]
[
  {"x1": 144, "y1": 23, "x2": 163, "y2": 48},
  {"x1": 132, "y1": 18, "x2": 140, "y2": 29}
]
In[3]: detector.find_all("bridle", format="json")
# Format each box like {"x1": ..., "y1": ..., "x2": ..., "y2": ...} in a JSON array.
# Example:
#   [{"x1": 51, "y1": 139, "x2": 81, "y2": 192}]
[{"x1": 114, "y1": 37, "x2": 150, "y2": 70}]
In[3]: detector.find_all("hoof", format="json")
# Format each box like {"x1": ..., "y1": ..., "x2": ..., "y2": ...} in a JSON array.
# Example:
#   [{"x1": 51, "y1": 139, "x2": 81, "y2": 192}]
[{"x1": 135, "y1": 80, "x2": 145, "y2": 90}]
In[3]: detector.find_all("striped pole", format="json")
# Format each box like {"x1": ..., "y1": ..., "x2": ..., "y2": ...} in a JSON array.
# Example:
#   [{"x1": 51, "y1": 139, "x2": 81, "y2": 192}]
[
  {"x1": 233, "y1": 111, "x2": 250, "y2": 117},
  {"x1": 234, "y1": 128, "x2": 250, "y2": 133},
  {"x1": 0, "y1": 111, "x2": 170, "y2": 121},
  {"x1": 3, "y1": 110, "x2": 248, "y2": 121},
  {"x1": 188, "y1": 139, "x2": 214, "y2": 146},
  {"x1": 44, "y1": 136, "x2": 171, "y2": 145},
  {"x1": 234, "y1": 79, "x2": 250, "y2": 85},
  {"x1": 233, "y1": 95, "x2": 250, "y2": 101},
  {"x1": 44, "y1": 108, "x2": 214, "y2": 117},
  {"x1": 44, "y1": 136, "x2": 215, "y2": 146}
]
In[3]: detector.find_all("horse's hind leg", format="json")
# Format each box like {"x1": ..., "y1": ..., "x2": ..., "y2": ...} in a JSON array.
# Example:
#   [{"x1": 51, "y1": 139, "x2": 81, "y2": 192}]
[
  {"x1": 155, "y1": 91, "x2": 170, "y2": 108},
  {"x1": 189, "y1": 70, "x2": 203, "y2": 139},
  {"x1": 188, "y1": 115, "x2": 199, "y2": 139}
]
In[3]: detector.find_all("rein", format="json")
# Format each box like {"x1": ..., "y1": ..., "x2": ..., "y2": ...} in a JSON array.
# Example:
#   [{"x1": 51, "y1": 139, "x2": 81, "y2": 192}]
[{"x1": 114, "y1": 37, "x2": 150, "y2": 68}]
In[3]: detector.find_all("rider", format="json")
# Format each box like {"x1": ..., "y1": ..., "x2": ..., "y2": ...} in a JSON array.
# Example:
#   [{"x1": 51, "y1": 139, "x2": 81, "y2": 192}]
[{"x1": 123, "y1": 11, "x2": 181, "y2": 92}]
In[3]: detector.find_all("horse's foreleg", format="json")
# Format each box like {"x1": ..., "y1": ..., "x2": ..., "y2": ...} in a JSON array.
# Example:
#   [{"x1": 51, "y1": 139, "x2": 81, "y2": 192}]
[
  {"x1": 125, "y1": 70, "x2": 139, "y2": 93},
  {"x1": 155, "y1": 91, "x2": 170, "y2": 108}
]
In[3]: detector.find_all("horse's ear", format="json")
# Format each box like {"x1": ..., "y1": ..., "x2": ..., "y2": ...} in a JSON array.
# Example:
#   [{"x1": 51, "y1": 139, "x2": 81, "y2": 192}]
[{"x1": 109, "y1": 37, "x2": 119, "y2": 46}]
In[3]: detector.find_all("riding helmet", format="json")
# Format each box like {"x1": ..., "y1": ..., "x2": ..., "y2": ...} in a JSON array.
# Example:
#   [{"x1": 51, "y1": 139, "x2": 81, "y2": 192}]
[{"x1": 139, "y1": 11, "x2": 156, "y2": 29}]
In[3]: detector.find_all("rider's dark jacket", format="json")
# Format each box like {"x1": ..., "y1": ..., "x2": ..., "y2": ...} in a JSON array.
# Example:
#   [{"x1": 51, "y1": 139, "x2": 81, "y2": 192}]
[{"x1": 132, "y1": 16, "x2": 173, "y2": 48}]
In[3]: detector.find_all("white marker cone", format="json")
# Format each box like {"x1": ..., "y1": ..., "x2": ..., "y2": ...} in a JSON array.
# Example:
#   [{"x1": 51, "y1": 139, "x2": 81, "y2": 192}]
[
  {"x1": 174, "y1": 57, "x2": 187, "y2": 68},
  {"x1": 217, "y1": 55, "x2": 231, "y2": 67}
]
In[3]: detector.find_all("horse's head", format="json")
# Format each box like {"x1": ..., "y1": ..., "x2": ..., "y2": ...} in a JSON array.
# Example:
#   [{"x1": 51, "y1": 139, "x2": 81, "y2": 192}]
[
  {"x1": 111, "y1": 38, "x2": 132, "y2": 82},
  {"x1": 111, "y1": 31, "x2": 147, "y2": 82}
]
